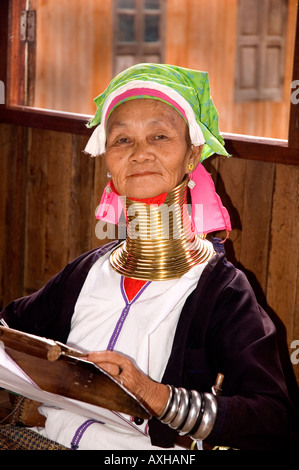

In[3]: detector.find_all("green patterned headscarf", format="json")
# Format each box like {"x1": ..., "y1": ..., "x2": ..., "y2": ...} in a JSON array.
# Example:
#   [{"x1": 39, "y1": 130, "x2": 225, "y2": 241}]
[{"x1": 84, "y1": 63, "x2": 229, "y2": 161}]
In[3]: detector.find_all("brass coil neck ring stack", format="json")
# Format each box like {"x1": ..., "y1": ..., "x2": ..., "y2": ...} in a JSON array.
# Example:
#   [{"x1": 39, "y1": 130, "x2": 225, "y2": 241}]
[{"x1": 109, "y1": 178, "x2": 214, "y2": 280}]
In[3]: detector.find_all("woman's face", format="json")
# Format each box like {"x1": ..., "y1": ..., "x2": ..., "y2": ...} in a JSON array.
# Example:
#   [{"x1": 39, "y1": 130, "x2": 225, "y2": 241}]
[{"x1": 105, "y1": 99, "x2": 202, "y2": 199}]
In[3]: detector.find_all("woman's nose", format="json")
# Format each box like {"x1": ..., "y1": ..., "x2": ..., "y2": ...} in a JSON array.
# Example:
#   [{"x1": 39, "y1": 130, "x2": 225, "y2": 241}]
[{"x1": 129, "y1": 141, "x2": 155, "y2": 162}]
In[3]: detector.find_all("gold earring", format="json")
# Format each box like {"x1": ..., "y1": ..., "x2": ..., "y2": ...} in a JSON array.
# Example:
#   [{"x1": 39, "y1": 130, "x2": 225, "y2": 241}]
[{"x1": 187, "y1": 162, "x2": 196, "y2": 189}]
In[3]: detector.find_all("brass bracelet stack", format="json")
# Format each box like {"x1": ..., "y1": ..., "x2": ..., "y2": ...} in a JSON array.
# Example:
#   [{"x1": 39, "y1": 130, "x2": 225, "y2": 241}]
[{"x1": 158, "y1": 386, "x2": 217, "y2": 441}]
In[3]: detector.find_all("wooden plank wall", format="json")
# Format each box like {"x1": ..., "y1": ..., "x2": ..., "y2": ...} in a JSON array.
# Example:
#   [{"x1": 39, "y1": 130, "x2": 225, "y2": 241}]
[
  {"x1": 0, "y1": 122, "x2": 298, "y2": 398},
  {"x1": 32, "y1": 0, "x2": 113, "y2": 114}
]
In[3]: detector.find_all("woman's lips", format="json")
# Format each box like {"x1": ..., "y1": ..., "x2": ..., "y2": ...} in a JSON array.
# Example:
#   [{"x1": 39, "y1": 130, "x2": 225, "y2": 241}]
[{"x1": 129, "y1": 171, "x2": 158, "y2": 177}]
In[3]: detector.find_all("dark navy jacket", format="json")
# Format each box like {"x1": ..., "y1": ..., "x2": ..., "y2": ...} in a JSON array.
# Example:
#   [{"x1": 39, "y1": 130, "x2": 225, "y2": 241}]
[{"x1": 0, "y1": 240, "x2": 291, "y2": 450}]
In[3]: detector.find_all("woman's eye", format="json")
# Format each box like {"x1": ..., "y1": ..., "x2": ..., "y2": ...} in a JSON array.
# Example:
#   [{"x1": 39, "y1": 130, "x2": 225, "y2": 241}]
[
  {"x1": 154, "y1": 134, "x2": 167, "y2": 140},
  {"x1": 117, "y1": 137, "x2": 130, "y2": 144}
]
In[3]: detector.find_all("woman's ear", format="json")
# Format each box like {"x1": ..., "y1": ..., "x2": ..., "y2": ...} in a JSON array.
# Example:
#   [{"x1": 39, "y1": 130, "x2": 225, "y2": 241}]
[{"x1": 189, "y1": 144, "x2": 204, "y2": 171}]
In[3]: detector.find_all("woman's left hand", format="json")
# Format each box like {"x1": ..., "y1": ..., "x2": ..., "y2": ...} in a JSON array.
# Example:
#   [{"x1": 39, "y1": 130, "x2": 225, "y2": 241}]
[{"x1": 86, "y1": 350, "x2": 169, "y2": 416}]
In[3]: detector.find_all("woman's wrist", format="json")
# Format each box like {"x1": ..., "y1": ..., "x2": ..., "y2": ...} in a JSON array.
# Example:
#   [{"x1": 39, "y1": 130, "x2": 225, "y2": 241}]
[{"x1": 140, "y1": 380, "x2": 171, "y2": 417}]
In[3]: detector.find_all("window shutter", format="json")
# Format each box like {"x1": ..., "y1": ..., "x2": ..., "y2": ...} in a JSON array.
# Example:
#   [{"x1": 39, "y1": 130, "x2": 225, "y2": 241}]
[{"x1": 235, "y1": 0, "x2": 287, "y2": 102}]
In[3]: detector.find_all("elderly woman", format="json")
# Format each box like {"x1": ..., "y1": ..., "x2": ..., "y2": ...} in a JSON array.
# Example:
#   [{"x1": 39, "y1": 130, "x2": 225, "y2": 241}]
[{"x1": 0, "y1": 64, "x2": 290, "y2": 450}]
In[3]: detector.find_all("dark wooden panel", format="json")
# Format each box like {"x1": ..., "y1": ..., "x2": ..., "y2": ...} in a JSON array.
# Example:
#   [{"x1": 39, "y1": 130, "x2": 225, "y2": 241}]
[
  {"x1": 1, "y1": 125, "x2": 28, "y2": 306},
  {"x1": 238, "y1": 159, "x2": 275, "y2": 290},
  {"x1": 266, "y1": 163, "x2": 299, "y2": 335},
  {"x1": 67, "y1": 134, "x2": 96, "y2": 260},
  {"x1": 0, "y1": 124, "x2": 10, "y2": 308},
  {"x1": 23, "y1": 127, "x2": 49, "y2": 294}
]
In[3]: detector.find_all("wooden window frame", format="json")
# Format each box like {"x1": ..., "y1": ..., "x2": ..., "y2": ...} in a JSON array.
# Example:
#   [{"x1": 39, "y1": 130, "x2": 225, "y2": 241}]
[
  {"x1": 113, "y1": 0, "x2": 165, "y2": 74},
  {"x1": 0, "y1": 0, "x2": 298, "y2": 166}
]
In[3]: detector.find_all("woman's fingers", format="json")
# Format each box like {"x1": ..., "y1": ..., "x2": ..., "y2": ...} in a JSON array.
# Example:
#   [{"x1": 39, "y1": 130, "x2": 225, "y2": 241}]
[
  {"x1": 95, "y1": 361, "x2": 121, "y2": 376},
  {"x1": 87, "y1": 350, "x2": 124, "y2": 366},
  {"x1": 86, "y1": 351, "x2": 129, "y2": 383}
]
